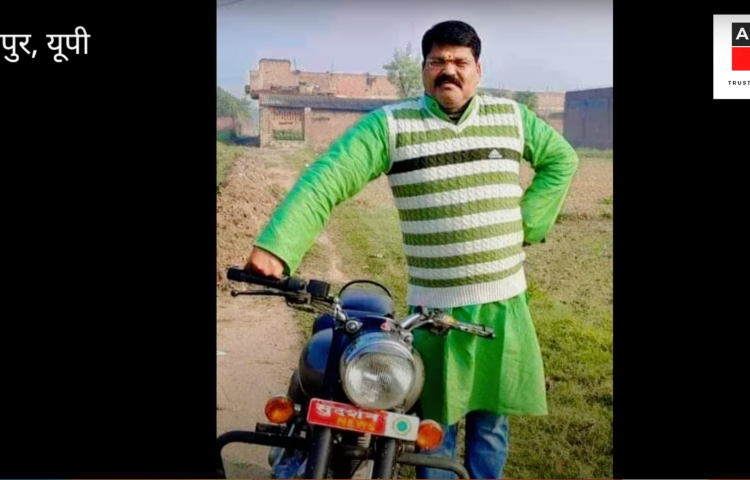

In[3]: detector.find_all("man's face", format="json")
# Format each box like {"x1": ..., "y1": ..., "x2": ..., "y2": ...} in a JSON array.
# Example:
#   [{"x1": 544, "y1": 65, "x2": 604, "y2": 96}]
[{"x1": 422, "y1": 44, "x2": 482, "y2": 111}]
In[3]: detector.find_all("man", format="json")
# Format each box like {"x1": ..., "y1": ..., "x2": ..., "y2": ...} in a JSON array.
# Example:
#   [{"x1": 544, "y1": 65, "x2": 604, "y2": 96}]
[{"x1": 245, "y1": 20, "x2": 578, "y2": 479}]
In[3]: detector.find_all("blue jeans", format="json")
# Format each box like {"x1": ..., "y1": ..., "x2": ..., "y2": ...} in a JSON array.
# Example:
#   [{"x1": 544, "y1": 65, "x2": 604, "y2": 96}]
[{"x1": 416, "y1": 410, "x2": 509, "y2": 479}]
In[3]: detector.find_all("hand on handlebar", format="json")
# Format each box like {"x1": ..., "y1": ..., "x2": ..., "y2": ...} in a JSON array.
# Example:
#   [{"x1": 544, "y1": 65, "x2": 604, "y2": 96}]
[{"x1": 244, "y1": 246, "x2": 285, "y2": 279}]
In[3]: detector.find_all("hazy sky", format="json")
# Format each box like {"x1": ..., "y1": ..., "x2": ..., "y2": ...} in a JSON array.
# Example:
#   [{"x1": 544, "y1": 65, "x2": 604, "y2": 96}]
[{"x1": 216, "y1": 0, "x2": 612, "y2": 95}]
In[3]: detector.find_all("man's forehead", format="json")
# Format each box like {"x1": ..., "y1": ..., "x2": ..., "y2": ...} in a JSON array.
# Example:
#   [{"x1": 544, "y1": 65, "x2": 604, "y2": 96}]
[{"x1": 427, "y1": 45, "x2": 473, "y2": 58}]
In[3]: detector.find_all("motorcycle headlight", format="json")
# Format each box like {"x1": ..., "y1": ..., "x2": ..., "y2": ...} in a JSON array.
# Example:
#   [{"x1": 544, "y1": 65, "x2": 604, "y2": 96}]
[{"x1": 340, "y1": 331, "x2": 424, "y2": 411}]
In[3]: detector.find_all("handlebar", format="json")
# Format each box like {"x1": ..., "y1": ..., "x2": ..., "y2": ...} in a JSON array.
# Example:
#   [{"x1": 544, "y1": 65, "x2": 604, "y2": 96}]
[
  {"x1": 227, "y1": 267, "x2": 308, "y2": 292},
  {"x1": 226, "y1": 267, "x2": 333, "y2": 308},
  {"x1": 226, "y1": 267, "x2": 494, "y2": 339}
]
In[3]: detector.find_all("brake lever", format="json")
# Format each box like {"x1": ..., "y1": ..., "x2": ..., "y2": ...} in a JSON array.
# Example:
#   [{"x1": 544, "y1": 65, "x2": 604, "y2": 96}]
[
  {"x1": 424, "y1": 318, "x2": 451, "y2": 337},
  {"x1": 453, "y1": 323, "x2": 496, "y2": 339},
  {"x1": 431, "y1": 313, "x2": 496, "y2": 339}
]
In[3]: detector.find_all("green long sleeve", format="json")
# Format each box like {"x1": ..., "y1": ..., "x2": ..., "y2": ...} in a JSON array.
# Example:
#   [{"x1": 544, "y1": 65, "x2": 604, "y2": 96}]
[
  {"x1": 519, "y1": 103, "x2": 579, "y2": 243},
  {"x1": 253, "y1": 109, "x2": 391, "y2": 275}
]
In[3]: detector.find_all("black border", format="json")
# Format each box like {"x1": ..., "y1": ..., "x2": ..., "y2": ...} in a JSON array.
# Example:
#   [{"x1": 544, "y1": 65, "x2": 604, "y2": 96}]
[
  {"x1": 1, "y1": 0, "x2": 217, "y2": 477},
  {"x1": 3, "y1": 0, "x2": 750, "y2": 478},
  {"x1": 615, "y1": 3, "x2": 750, "y2": 479}
]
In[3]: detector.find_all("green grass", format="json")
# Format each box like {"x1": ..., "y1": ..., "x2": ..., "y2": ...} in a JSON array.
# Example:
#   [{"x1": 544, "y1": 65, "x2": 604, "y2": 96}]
[
  {"x1": 575, "y1": 148, "x2": 613, "y2": 161},
  {"x1": 287, "y1": 146, "x2": 317, "y2": 171},
  {"x1": 507, "y1": 286, "x2": 612, "y2": 478},
  {"x1": 216, "y1": 141, "x2": 245, "y2": 192},
  {"x1": 277, "y1": 148, "x2": 613, "y2": 478},
  {"x1": 329, "y1": 206, "x2": 408, "y2": 307},
  {"x1": 600, "y1": 196, "x2": 613, "y2": 219}
]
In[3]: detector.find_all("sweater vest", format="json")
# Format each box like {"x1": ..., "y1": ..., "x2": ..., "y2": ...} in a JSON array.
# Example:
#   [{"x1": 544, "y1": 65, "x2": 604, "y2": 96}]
[{"x1": 382, "y1": 94, "x2": 527, "y2": 308}]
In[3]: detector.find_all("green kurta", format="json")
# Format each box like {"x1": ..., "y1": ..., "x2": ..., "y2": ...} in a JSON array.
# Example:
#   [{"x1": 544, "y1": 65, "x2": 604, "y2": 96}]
[{"x1": 254, "y1": 94, "x2": 578, "y2": 426}]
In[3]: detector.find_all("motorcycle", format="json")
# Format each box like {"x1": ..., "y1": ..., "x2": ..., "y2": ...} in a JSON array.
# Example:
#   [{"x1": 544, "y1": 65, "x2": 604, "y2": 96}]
[{"x1": 216, "y1": 266, "x2": 496, "y2": 479}]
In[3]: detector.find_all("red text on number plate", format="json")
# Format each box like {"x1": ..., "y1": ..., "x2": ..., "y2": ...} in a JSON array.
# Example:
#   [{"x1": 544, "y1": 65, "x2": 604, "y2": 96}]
[{"x1": 307, "y1": 398, "x2": 387, "y2": 435}]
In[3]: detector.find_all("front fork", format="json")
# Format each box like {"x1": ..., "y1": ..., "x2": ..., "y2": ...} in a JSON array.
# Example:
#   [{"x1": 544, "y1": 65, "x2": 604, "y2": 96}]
[
  {"x1": 304, "y1": 430, "x2": 396, "y2": 479},
  {"x1": 303, "y1": 321, "x2": 346, "y2": 478},
  {"x1": 304, "y1": 426, "x2": 333, "y2": 479},
  {"x1": 371, "y1": 436, "x2": 398, "y2": 479}
]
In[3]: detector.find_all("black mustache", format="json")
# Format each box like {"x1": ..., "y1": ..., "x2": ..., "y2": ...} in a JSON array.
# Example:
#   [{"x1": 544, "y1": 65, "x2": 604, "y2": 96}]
[{"x1": 435, "y1": 75, "x2": 462, "y2": 87}]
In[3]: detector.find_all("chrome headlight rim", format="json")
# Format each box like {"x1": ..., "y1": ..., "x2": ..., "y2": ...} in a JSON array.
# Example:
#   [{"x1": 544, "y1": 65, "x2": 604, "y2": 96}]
[{"x1": 339, "y1": 331, "x2": 419, "y2": 411}]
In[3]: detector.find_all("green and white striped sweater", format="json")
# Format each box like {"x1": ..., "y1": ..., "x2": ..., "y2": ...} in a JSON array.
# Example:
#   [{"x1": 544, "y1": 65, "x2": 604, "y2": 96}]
[
  {"x1": 254, "y1": 93, "x2": 577, "y2": 310},
  {"x1": 382, "y1": 94, "x2": 527, "y2": 307},
  {"x1": 253, "y1": 93, "x2": 577, "y2": 421}
]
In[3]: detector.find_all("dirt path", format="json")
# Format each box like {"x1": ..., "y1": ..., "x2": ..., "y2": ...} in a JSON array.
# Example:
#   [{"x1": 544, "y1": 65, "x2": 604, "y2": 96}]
[{"x1": 216, "y1": 146, "x2": 353, "y2": 479}]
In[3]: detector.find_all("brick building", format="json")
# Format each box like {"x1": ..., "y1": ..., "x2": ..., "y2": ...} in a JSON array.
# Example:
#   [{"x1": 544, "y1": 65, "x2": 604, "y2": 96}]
[
  {"x1": 246, "y1": 58, "x2": 402, "y2": 148},
  {"x1": 246, "y1": 59, "x2": 400, "y2": 99},
  {"x1": 563, "y1": 87, "x2": 613, "y2": 149},
  {"x1": 257, "y1": 94, "x2": 399, "y2": 149}
]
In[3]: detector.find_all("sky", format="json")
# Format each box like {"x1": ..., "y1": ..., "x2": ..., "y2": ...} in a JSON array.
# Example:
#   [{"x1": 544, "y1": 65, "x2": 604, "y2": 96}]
[{"x1": 216, "y1": 0, "x2": 612, "y2": 96}]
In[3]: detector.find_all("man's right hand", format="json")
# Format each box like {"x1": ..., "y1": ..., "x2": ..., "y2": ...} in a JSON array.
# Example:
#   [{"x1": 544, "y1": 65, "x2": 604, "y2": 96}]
[{"x1": 244, "y1": 247, "x2": 285, "y2": 279}]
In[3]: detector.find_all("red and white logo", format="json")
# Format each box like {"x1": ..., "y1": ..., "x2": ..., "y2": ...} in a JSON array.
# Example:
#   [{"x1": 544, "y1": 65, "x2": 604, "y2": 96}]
[{"x1": 713, "y1": 15, "x2": 750, "y2": 99}]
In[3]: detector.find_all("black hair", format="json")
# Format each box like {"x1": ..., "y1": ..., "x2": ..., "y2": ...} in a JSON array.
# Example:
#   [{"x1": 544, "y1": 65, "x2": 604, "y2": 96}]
[{"x1": 421, "y1": 20, "x2": 481, "y2": 62}]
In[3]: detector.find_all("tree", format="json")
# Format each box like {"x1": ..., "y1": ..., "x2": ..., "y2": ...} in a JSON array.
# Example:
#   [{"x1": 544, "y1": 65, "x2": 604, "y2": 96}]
[
  {"x1": 382, "y1": 42, "x2": 423, "y2": 99},
  {"x1": 217, "y1": 86, "x2": 252, "y2": 119},
  {"x1": 513, "y1": 91, "x2": 538, "y2": 113}
]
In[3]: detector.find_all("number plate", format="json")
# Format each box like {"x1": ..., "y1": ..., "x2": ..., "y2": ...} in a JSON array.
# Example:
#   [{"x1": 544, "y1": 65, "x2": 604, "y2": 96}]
[{"x1": 307, "y1": 398, "x2": 420, "y2": 441}]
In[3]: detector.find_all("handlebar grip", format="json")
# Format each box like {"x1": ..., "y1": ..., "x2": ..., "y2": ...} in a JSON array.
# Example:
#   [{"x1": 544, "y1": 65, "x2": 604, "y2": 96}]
[{"x1": 226, "y1": 267, "x2": 307, "y2": 292}]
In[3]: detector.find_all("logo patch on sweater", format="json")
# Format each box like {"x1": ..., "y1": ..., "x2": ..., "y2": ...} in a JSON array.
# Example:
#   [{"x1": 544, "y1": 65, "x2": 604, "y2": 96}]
[{"x1": 488, "y1": 149, "x2": 503, "y2": 159}]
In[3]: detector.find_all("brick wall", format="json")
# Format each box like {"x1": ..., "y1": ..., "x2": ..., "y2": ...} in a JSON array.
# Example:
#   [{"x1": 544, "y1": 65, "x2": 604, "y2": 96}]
[
  {"x1": 257, "y1": 59, "x2": 297, "y2": 91},
  {"x1": 259, "y1": 106, "x2": 368, "y2": 149},
  {"x1": 248, "y1": 71, "x2": 261, "y2": 93},
  {"x1": 535, "y1": 92, "x2": 565, "y2": 116},
  {"x1": 217, "y1": 116, "x2": 234, "y2": 131},
  {"x1": 304, "y1": 109, "x2": 365, "y2": 150},
  {"x1": 297, "y1": 72, "x2": 335, "y2": 95},
  {"x1": 260, "y1": 106, "x2": 304, "y2": 146},
  {"x1": 326, "y1": 73, "x2": 399, "y2": 98},
  {"x1": 235, "y1": 118, "x2": 255, "y2": 137}
]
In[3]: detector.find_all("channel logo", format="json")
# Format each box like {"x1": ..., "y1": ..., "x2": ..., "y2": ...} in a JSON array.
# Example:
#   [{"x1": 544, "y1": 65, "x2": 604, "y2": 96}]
[{"x1": 713, "y1": 15, "x2": 750, "y2": 99}]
